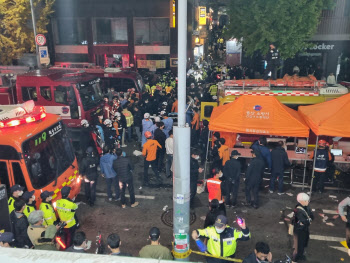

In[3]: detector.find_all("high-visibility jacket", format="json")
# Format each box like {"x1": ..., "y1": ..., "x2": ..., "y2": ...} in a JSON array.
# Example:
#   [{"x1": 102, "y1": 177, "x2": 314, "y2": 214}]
[
  {"x1": 218, "y1": 145, "x2": 230, "y2": 166},
  {"x1": 165, "y1": 86, "x2": 173, "y2": 94},
  {"x1": 197, "y1": 226, "x2": 251, "y2": 257},
  {"x1": 209, "y1": 85, "x2": 218, "y2": 96},
  {"x1": 56, "y1": 199, "x2": 78, "y2": 228},
  {"x1": 8, "y1": 196, "x2": 16, "y2": 214},
  {"x1": 24, "y1": 204, "x2": 36, "y2": 218},
  {"x1": 207, "y1": 178, "x2": 224, "y2": 203},
  {"x1": 142, "y1": 139, "x2": 162, "y2": 161},
  {"x1": 191, "y1": 113, "x2": 200, "y2": 130},
  {"x1": 39, "y1": 202, "x2": 57, "y2": 226},
  {"x1": 151, "y1": 85, "x2": 157, "y2": 95},
  {"x1": 145, "y1": 84, "x2": 151, "y2": 94},
  {"x1": 122, "y1": 109, "x2": 134, "y2": 127}
]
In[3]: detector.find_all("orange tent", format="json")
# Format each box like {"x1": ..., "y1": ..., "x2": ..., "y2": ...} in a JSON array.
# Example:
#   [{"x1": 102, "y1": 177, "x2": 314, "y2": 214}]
[
  {"x1": 209, "y1": 95, "x2": 309, "y2": 137},
  {"x1": 298, "y1": 93, "x2": 350, "y2": 137}
]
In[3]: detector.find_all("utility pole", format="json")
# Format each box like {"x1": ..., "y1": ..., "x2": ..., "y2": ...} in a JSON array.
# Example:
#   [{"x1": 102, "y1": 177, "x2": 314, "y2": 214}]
[
  {"x1": 29, "y1": 0, "x2": 41, "y2": 68},
  {"x1": 173, "y1": 0, "x2": 191, "y2": 261}
]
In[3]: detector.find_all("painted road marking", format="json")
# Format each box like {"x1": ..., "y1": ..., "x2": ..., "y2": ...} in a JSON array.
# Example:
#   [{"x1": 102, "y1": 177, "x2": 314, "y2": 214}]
[
  {"x1": 322, "y1": 209, "x2": 346, "y2": 215},
  {"x1": 95, "y1": 192, "x2": 155, "y2": 200},
  {"x1": 310, "y1": 235, "x2": 344, "y2": 242},
  {"x1": 330, "y1": 246, "x2": 348, "y2": 254}
]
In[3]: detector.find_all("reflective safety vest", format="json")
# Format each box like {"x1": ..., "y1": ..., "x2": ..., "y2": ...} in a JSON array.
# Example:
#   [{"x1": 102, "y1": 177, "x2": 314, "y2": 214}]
[
  {"x1": 207, "y1": 178, "x2": 224, "y2": 203},
  {"x1": 24, "y1": 204, "x2": 36, "y2": 218},
  {"x1": 122, "y1": 110, "x2": 134, "y2": 127},
  {"x1": 197, "y1": 226, "x2": 250, "y2": 257},
  {"x1": 151, "y1": 85, "x2": 157, "y2": 95},
  {"x1": 8, "y1": 196, "x2": 15, "y2": 214},
  {"x1": 56, "y1": 199, "x2": 78, "y2": 228},
  {"x1": 209, "y1": 85, "x2": 218, "y2": 96},
  {"x1": 145, "y1": 84, "x2": 151, "y2": 94},
  {"x1": 39, "y1": 202, "x2": 57, "y2": 226}
]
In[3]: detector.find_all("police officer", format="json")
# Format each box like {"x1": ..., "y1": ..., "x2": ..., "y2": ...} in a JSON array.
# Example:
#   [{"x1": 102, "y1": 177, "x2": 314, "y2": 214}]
[
  {"x1": 56, "y1": 186, "x2": 78, "y2": 248},
  {"x1": 8, "y1": 184, "x2": 24, "y2": 214},
  {"x1": 81, "y1": 146, "x2": 99, "y2": 207},
  {"x1": 23, "y1": 191, "x2": 36, "y2": 218},
  {"x1": 263, "y1": 43, "x2": 280, "y2": 80},
  {"x1": 223, "y1": 150, "x2": 242, "y2": 208},
  {"x1": 39, "y1": 191, "x2": 57, "y2": 226},
  {"x1": 192, "y1": 215, "x2": 251, "y2": 263}
]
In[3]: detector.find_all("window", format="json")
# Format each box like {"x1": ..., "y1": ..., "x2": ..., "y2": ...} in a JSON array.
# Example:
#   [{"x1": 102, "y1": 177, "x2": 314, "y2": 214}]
[
  {"x1": 40, "y1": 86, "x2": 52, "y2": 101},
  {"x1": 134, "y1": 18, "x2": 169, "y2": 45},
  {"x1": 0, "y1": 162, "x2": 10, "y2": 194},
  {"x1": 22, "y1": 87, "x2": 37, "y2": 101},
  {"x1": 204, "y1": 105, "x2": 214, "y2": 118},
  {"x1": 94, "y1": 18, "x2": 127, "y2": 44},
  {"x1": 12, "y1": 162, "x2": 26, "y2": 190},
  {"x1": 123, "y1": 79, "x2": 135, "y2": 91},
  {"x1": 77, "y1": 81, "x2": 103, "y2": 111},
  {"x1": 54, "y1": 86, "x2": 69, "y2": 105},
  {"x1": 54, "y1": 18, "x2": 87, "y2": 45},
  {"x1": 109, "y1": 78, "x2": 135, "y2": 93}
]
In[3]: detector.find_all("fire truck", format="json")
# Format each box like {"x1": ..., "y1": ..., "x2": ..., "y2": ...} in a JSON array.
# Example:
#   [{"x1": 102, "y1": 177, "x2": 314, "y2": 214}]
[
  {"x1": 201, "y1": 76, "x2": 349, "y2": 121},
  {"x1": 0, "y1": 69, "x2": 103, "y2": 141},
  {"x1": 0, "y1": 101, "x2": 81, "y2": 207}
]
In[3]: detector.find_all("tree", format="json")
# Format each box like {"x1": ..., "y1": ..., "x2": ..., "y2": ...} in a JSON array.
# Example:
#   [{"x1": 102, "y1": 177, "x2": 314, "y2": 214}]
[
  {"x1": 226, "y1": 0, "x2": 334, "y2": 59},
  {"x1": 0, "y1": 0, "x2": 55, "y2": 65}
]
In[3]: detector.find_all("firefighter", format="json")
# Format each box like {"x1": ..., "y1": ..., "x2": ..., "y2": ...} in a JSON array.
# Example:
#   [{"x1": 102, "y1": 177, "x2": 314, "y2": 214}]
[
  {"x1": 207, "y1": 168, "x2": 226, "y2": 214},
  {"x1": 8, "y1": 184, "x2": 24, "y2": 214},
  {"x1": 39, "y1": 191, "x2": 57, "y2": 226},
  {"x1": 56, "y1": 186, "x2": 79, "y2": 248},
  {"x1": 218, "y1": 138, "x2": 230, "y2": 167},
  {"x1": 23, "y1": 191, "x2": 36, "y2": 218},
  {"x1": 192, "y1": 215, "x2": 251, "y2": 263},
  {"x1": 142, "y1": 131, "x2": 162, "y2": 186},
  {"x1": 80, "y1": 146, "x2": 99, "y2": 207}
]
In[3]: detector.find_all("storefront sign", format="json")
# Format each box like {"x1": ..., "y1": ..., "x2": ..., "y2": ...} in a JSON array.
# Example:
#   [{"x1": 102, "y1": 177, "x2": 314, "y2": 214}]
[
  {"x1": 309, "y1": 43, "x2": 335, "y2": 51},
  {"x1": 198, "y1": 6, "x2": 206, "y2": 25},
  {"x1": 137, "y1": 60, "x2": 166, "y2": 69}
]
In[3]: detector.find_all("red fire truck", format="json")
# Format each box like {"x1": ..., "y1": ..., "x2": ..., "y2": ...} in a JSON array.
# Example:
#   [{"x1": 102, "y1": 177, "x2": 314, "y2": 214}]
[{"x1": 0, "y1": 69, "x2": 103, "y2": 141}]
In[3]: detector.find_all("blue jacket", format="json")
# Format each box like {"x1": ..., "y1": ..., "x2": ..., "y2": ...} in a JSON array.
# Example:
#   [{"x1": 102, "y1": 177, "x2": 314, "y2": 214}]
[
  {"x1": 251, "y1": 141, "x2": 272, "y2": 169},
  {"x1": 162, "y1": 117, "x2": 173, "y2": 138},
  {"x1": 100, "y1": 153, "x2": 117, "y2": 178}
]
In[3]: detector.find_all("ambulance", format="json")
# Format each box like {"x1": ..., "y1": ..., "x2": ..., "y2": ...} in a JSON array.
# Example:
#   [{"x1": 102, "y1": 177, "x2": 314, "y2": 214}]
[{"x1": 0, "y1": 101, "x2": 81, "y2": 207}]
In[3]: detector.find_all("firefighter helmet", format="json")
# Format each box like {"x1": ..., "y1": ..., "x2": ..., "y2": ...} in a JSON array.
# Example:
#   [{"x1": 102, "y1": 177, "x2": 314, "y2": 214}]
[
  {"x1": 144, "y1": 113, "x2": 150, "y2": 119},
  {"x1": 145, "y1": 131, "x2": 152, "y2": 139},
  {"x1": 81, "y1": 119, "x2": 89, "y2": 127},
  {"x1": 318, "y1": 140, "x2": 326, "y2": 147}
]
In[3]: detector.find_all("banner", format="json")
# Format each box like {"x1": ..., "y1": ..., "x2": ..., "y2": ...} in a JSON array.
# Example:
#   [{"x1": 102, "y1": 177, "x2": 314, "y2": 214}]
[{"x1": 137, "y1": 60, "x2": 166, "y2": 69}]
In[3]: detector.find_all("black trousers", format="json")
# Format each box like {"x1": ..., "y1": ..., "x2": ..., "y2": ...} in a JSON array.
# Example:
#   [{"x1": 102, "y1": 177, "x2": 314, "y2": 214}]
[
  {"x1": 63, "y1": 224, "x2": 78, "y2": 249},
  {"x1": 313, "y1": 171, "x2": 326, "y2": 192},
  {"x1": 144, "y1": 159, "x2": 161, "y2": 184},
  {"x1": 84, "y1": 180, "x2": 97, "y2": 205},
  {"x1": 157, "y1": 149, "x2": 165, "y2": 172},
  {"x1": 263, "y1": 63, "x2": 277, "y2": 80},
  {"x1": 190, "y1": 182, "x2": 197, "y2": 207},
  {"x1": 226, "y1": 180, "x2": 240, "y2": 206},
  {"x1": 245, "y1": 183, "x2": 259, "y2": 206},
  {"x1": 293, "y1": 230, "x2": 309, "y2": 261},
  {"x1": 120, "y1": 178, "x2": 135, "y2": 205},
  {"x1": 346, "y1": 222, "x2": 350, "y2": 248}
]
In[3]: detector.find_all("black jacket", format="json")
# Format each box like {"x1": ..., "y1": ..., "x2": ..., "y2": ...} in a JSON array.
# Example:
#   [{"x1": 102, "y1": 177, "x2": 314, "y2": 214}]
[
  {"x1": 242, "y1": 252, "x2": 258, "y2": 263},
  {"x1": 271, "y1": 146, "x2": 290, "y2": 173},
  {"x1": 154, "y1": 128, "x2": 166, "y2": 149},
  {"x1": 245, "y1": 157, "x2": 265, "y2": 187},
  {"x1": 133, "y1": 111, "x2": 143, "y2": 127},
  {"x1": 113, "y1": 157, "x2": 133, "y2": 183},
  {"x1": 200, "y1": 127, "x2": 209, "y2": 146},
  {"x1": 10, "y1": 211, "x2": 33, "y2": 248},
  {"x1": 293, "y1": 203, "x2": 314, "y2": 232},
  {"x1": 204, "y1": 209, "x2": 225, "y2": 228},
  {"x1": 80, "y1": 126, "x2": 92, "y2": 151},
  {"x1": 81, "y1": 156, "x2": 99, "y2": 181},
  {"x1": 223, "y1": 158, "x2": 241, "y2": 182},
  {"x1": 66, "y1": 246, "x2": 86, "y2": 253},
  {"x1": 190, "y1": 157, "x2": 199, "y2": 184}
]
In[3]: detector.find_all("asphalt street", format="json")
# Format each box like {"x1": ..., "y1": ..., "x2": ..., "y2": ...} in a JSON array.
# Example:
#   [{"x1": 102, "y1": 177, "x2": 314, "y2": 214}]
[{"x1": 74, "y1": 143, "x2": 350, "y2": 263}]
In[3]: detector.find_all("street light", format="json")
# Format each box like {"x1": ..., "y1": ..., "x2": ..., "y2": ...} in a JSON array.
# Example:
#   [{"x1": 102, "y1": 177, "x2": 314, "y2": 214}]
[{"x1": 29, "y1": 0, "x2": 41, "y2": 68}]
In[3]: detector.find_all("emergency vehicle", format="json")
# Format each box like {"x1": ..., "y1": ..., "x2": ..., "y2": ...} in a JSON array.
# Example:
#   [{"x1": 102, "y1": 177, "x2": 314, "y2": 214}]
[
  {"x1": 0, "y1": 69, "x2": 103, "y2": 141},
  {"x1": 0, "y1": 101, "x2": 81, "y2": 207},
  {"x1": 201, "y1": 77, "x2": 349, "y2": 121}
]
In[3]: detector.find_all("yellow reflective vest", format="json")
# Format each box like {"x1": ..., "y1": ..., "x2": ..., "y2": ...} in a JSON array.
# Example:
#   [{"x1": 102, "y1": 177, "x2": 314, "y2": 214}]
[
  {"x1": 8, "y1": 196, "x2": 16, "y2": 214},
  {"x1": 23, "y1": 204, "x2": 36, "y2": 218},
  {"x1": 197, "y1": 225, "x2": 251, "y2": 257},
  {"x1": 209, "y1": 85, "x2": 218, "y2": 96},
  {"x1": 39, "y1": 202, "x2": 57, "y2": 226},
  {"x1": 122, "y1": 109, "x2": 134, "y2": 127},
  {"x1": 56, "y1": 199, "x2": 78, "y2": 228},
  {"x1": 145, "y1": 84, "x2": 151, "y2": 94}
]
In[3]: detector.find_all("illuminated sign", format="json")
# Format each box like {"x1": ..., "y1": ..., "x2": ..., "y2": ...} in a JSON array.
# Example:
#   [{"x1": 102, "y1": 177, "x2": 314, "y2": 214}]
[
  {"x1": 199, "y1": 6, "x2": 206, "y2": 25},
  {"x1": 137, "y1": 60, "x2": 166, "y2": 69},
  {"x1": 170, "y1": 0, "x2": 176, "y2": 28}
]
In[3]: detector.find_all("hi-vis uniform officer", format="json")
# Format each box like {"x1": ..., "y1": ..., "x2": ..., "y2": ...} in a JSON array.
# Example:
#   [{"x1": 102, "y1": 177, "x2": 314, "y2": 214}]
[
  {"x1": 56, "y1": 186, "x2": 78, "y2": 248},
  {"x1": 192, "y1": 215, "x2": 251, "y2": 263},
  {"x1": 8, "y1": 184, "x2": 24, "y2": 214},
  {"x1": 209, "y1": 84, "x2": 218, "y2": 96},
  {"x1": 22, "y1": 191, "x2": 36, "y2": 218},
  {"x1": 39, "y1": 191, "x2": 57, "y2": 226}
]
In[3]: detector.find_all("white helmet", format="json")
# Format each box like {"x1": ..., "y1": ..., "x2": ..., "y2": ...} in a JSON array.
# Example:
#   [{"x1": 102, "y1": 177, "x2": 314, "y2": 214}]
[
  {"x1": 162, "y1": 101, "x2": 168, "y2": 106},
  {"x1": 81, "y1": 119, "x2": 89, "y2": 127},
  {"x1": 103, "y1": 119, "x2": 112, "y2": 127},
  {"x1": 155, "y1": 117, "x2": 161, "y2": 123},
  {"x1": 115, "y1": 112, "x2": 121, "y2": 117},
  {"x1": 144, "y1": 113, "x2": 150, "y2": 119},
  {"x1": 160, "y1": 110, "x2": 166, "y2": 116}
]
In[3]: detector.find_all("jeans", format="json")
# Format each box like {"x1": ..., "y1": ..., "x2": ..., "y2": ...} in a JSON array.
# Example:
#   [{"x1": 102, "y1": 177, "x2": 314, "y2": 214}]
[
  {"x1": 84, "y1": 179, "x2": 97, "y2": 204},
  {"x1": 269, "y1": 171, "x2": 284, "y2": 193},
  {"x1": 225, "y1": 179, "x2": 240, "y2": 206},
  {"x1": 119, "y1": 178, "x2": 136, "y2": 205},
  {"x1": 144, "y1": 159, "x2": 161, "y2": 184},
  {"x1": 245, "y1": 183, "x2": 259, "y2": 206},
  {"x1": 127, "y1": 126, "x2": 132, "y2": 142},
  {"x1": 166, "y1": 154, "x2": 173, "y2": 178},
  {"x1": 135, "y1": 126, "x2": 142, "y2": 143},
  {"x1": 313, "y1": 171, "x2": 326, "y2": 192},
  {"x1": 105, "y1": 177, "x2": 120, "y2": 199}
]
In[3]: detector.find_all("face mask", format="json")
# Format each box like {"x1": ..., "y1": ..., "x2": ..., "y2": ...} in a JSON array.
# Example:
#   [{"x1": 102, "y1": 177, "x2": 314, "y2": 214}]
[
  {"x1": 18, "y1": 191, "x2": 23, "y2": 196},
  {"x1": 215, "y1": 227, "x2": 225, "y2": 234},
  {"x1": 48, "y1": 196, "x2": 53, "y2": 202},
  {"x1": 219, "y1": 172, "x2": 223, "y2": 178},
  {"x1": 32, "y1": 196, "x2": 35, "y2": 201},
  {"x1": 195, "y1": 156, "x2": 200, "y2": 160}
]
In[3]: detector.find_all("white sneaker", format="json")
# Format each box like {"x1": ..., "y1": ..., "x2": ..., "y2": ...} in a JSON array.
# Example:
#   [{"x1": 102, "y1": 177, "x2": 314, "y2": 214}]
[
  {"x1": 269, "y1": 190, "x2": 273, "y2": 194},
  {"x1": 278, "y1": 192, "x2": 284, "y2": 196},
  {"x1": 121, "y1": 144, "x2": 127, "y2": 148},
  {"x1": 108, "y1": 198, "x2": 112, "y2": 201}
]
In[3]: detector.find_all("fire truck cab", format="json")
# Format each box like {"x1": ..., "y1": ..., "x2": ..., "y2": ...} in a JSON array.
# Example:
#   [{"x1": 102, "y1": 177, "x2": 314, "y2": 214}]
[{"x1": 0, "y1": 101, "x2": 81, "y2": 207}]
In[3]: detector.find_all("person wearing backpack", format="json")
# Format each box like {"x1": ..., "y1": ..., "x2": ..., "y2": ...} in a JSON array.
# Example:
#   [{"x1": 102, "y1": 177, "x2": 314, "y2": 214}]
[{"x1": 291, "y1": 193, "x2": 314, "y2": 262}]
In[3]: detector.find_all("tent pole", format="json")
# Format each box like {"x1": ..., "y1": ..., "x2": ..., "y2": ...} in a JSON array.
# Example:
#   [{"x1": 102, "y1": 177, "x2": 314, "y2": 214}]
[
  {"x1": 204, "y1": 130, "x2": 211, "y2": 180},
  {"x1": 309, "y1": 135, "x2": 319, "y2": 200},
  {"x1": 302, "y1": 137, "x2": 309, "y2": 190}
]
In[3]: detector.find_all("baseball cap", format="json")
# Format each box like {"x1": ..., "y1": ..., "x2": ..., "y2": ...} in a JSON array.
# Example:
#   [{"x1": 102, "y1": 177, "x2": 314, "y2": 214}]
[
  {"x1": 28, "y1": 210, "x2": 44, "y2": 225},
  {"x1": 215, "y1": 215, "x2": 227, "y2": 228},
  {"x1": 231, "y1": 150, "x2": 241, "y2": 157},
  {"x1": 10, "y1": 184, "x2": 24, "y2": 193},
  {"x1": 40, "y1": 191, "x2": 54, "y2": 200},
  {"x1": 149, "y1": 227, "x2": 160, "y2": 241},
  {"x1": 22, "y1": 190, "x2": 35, "y2": 202},
  {"x1": 61, "y1": 186, "x2": 71, "y2": 197},
  {"x1": 0, "y1": 232, "x2": 14, "y2": 243}
]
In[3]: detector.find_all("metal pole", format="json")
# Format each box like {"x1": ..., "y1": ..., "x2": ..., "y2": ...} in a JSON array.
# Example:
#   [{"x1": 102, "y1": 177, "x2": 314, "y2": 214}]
[
  {"x1": 301, "y1": 137, "x2": 309, "y2": 190},
  {"x1": 29, "y1": 0, "x2": 41, "y2": 68},
  {"x1": 309, "y1": 135, "x2": 319, "y2": 200},
  {"x1": 173, "y1": 0, "x2": 190, "y2": 261},
  {"x1": 203, "y1": 130, "x2": 211, "y2": 180}
]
